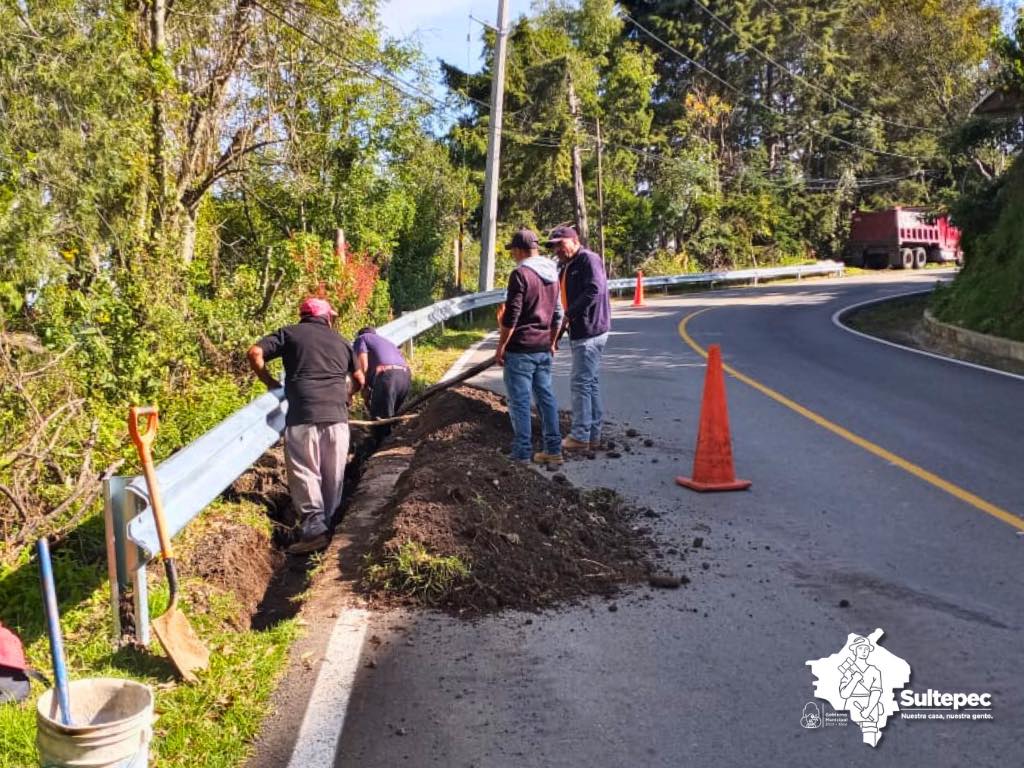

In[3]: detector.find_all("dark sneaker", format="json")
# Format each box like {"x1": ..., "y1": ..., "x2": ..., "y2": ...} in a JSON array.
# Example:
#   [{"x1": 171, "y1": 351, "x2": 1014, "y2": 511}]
[
  {"x1": 287, "y1": 533, "x2": 329, "y2": 556},
  {"x1": 532, "y1": 451, "x2": 564, "y2": 466}
]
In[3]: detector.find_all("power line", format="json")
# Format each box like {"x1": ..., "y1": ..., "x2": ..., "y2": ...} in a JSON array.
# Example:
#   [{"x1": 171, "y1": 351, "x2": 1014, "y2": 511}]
[
  {"x1": 255, "y1": 0, "x2": 926, "y2": 195},
  {"x1": 620, "y1": 11, "x2": 928, "y2": 161},
  {"x1": 687, "y1": 0, "x2": 937, "y2": 133}
]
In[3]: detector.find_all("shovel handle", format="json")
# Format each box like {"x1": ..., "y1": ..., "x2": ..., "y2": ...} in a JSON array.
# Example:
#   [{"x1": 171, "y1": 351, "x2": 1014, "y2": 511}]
[
  {"x1": 127, "y1": 406, "x2": 176, "y2": 568},
  {"x1": 128, "y1": 406, "x2": 159, "y2": 453}
]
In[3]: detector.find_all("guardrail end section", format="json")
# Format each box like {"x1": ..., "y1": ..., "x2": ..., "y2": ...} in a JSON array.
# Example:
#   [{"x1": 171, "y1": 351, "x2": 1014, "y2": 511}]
[{"x1": 103, "y1": 474, "x2": 151, "y2": 646}]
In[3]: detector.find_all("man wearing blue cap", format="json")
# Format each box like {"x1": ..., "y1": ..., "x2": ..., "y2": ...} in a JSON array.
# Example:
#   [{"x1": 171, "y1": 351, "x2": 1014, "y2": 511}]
[
  {"x1": 497, "y1": 228, "x2": 564, "y2": 465},
  {"x1": 546, "y1": 226, "x2": 611, "y2": 451}
]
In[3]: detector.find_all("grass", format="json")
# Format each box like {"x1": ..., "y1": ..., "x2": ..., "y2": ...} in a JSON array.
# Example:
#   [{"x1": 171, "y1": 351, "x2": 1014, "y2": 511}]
[
  {"x1": 406, "y1": 314, "x2": 495, "y2": 394},
  {"x1": 363, "y1": 541, "x2": 470, "y2": 604},
  {"x1": 0, "y1": 504, "x2": 297, "y2": 768},
  {"x1": 0, "y1": 320, "x2": 494, "y2": 768}
]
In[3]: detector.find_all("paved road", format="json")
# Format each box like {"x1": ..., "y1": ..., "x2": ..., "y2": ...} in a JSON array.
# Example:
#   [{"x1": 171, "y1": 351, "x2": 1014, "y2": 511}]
[{"x1": 332, "y1": 271, "x2": 1022, "y2": 767}]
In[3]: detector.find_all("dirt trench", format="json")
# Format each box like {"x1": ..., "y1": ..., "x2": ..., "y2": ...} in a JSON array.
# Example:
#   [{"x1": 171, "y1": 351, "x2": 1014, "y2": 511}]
[
  {"x1": 186, "y1": 426, "x2": 377, "y2": 631},
  {"x1": 186, "y1": 384, "x2": 659, "y2": 627}
]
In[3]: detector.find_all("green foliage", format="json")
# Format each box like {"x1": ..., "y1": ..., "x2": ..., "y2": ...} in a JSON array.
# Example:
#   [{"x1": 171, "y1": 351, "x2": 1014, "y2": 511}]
[
  {"x1": 364, "y1": 540, "x2": 470, "y2": 603},
  {"x1": 931, "y1": 12, "x2": 1024, "y2": 342},
  {"x1": 932, "y1": 156, "x2": 1024, "y2": 340}
]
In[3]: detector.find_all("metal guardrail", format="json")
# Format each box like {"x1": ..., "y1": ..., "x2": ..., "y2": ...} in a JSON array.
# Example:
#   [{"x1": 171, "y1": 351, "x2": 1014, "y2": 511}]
[
  {"x1": 606, "y1": 261, "x2": 845, "y2": 293},
  {"x1": 102, "y1": 259, "x2": 843, "y2": 643}
]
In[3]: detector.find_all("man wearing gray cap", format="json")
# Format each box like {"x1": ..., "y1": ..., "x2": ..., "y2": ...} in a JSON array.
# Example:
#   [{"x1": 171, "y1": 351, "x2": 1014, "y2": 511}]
[
  {"x1": 497, "y1": 229, "x2": 564, "y2": 465},
  {"x1": 546, "y1": 226, "x2": 610, "y2": 451}
]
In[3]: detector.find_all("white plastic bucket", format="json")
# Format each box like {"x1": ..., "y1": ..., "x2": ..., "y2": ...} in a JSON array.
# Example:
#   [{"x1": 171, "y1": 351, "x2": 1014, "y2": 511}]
[{"x1": 36, "y1": 678, "x2": 154, "y2": 768}]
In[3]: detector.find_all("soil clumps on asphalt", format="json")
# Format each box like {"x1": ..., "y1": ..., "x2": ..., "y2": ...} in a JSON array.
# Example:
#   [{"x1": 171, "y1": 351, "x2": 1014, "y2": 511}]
[{"x1": 360, "y1": 386, "x2": 654, "y2": 613}]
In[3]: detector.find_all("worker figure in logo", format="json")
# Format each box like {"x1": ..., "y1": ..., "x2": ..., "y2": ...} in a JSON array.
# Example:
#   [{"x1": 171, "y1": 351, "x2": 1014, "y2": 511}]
[
  {"x1": 545, "y1": 226, "x2": 611, "y2": 451},
  {"x1": 496, "y1": 228, "x2": 564, "y2": 465},
  {"x1": 354, "y1": 326, "x2": 411, "y2": 442},
  {"x1": 247, "y1": 298, "x2": 364, "y2": 555},
  {"x1": 839, "y1": 635, "x2": 884, "y2": 746}
]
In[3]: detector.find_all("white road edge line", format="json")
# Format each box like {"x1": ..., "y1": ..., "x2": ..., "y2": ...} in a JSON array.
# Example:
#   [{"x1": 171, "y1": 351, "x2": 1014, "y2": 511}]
[
  {"x1": 443, "y1": 330, "x2": 499, "y2": 379},
  {"x1": 831, "y1": 289, "x2": 1024, "y2": 383},
  {"x1": 285, "y1": 333, "x2": 503, "y2": 768},
  {"x1": 286, "y1": 609, "x2": 371, "y2": 768}
]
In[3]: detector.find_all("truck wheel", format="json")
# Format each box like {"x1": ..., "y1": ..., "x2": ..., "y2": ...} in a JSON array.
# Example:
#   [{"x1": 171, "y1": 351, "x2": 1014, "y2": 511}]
[
  {"x1": 913, "y1": 248, "x2": 927, "y2": 269},
  {"x1": 899, "y1": 249, "x2": 914, "y2": 269}
]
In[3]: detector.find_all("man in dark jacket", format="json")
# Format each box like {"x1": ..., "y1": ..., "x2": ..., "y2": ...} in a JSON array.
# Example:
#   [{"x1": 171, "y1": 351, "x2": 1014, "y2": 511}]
[
  {"x1": 354, "y1": 326, "x2": 411, "y2": 440},
  {"x1": 497, "y1": 229, "x2": 564, "y2": 465},
  {"x1": 247, "y1": 298, "x2": 365, "y2": 554},
  {"x1": 546, "y1": 226, "x2": 611, "y2": 451}
]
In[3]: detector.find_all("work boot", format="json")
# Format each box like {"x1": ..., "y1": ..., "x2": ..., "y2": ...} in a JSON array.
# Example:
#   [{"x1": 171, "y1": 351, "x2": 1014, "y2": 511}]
[
  {"x1": 532, "y1": 451, "x2": 564, "y2": 466},
  {"x1": 287, "y1": 533, "x2": 329, "y2": 556},
  {"x1": 562, "y1": 436, "x2": 589, "y2": 452}
]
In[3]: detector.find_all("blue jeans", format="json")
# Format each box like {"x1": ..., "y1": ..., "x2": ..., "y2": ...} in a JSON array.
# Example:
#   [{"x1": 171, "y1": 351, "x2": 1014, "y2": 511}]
[
  {"x1": 502, "y1": 351, "x2": 562, "y2": 460},
  {"x1": 570, "y1": 332, "x2": 608, "y2": 442}
]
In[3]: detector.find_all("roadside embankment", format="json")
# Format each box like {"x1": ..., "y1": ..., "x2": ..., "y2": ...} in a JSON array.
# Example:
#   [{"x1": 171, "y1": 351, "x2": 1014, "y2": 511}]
[{"x1": 841, "y1": 292, "x2": 1024, "y2": 376}]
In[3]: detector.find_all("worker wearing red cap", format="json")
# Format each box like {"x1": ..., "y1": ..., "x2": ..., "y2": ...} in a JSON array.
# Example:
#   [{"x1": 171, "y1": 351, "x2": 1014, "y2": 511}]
[{"x1": 247, "y1": 297, "x2": 365, "y2": 554}]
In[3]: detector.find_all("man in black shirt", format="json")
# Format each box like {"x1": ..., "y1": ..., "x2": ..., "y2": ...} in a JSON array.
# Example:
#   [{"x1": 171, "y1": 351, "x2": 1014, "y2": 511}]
[
  {"x1": 247, "y1": 297, "x2": 365, "y2": 554},
  {"x1": 497, "y1": 229, "x2": 563, "y2": 465}
]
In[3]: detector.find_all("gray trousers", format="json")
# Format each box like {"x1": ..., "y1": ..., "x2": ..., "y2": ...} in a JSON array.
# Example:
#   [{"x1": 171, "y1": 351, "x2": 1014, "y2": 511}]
[{"x1": 284, "y1": 422, "x2": 350, "y2": 539}]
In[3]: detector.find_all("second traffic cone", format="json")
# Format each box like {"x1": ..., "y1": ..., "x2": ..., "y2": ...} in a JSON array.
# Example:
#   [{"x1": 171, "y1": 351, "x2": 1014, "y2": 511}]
[
  {"x1": 632, "y1": 270, "x2": 646, "y2": 307},
  {"x1": 676, "y1": 344, "x2": 751, "y2": 492}
]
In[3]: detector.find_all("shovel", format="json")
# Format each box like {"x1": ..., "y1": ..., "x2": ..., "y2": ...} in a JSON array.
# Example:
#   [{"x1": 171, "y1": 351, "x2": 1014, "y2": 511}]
[{"x1": 129, "y1": 406, "x2": 210, "y2": 683}]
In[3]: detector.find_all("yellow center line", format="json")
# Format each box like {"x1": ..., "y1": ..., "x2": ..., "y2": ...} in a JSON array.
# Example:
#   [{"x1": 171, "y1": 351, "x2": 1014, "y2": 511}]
[{"x1": 678, "y1": 308, "x2": 1024, "y2": 532}]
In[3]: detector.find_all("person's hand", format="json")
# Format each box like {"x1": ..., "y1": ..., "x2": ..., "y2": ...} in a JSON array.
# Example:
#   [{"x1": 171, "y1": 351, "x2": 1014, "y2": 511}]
[{"x1": 495, "y1": 348, "x2": 505, "y2": 367}]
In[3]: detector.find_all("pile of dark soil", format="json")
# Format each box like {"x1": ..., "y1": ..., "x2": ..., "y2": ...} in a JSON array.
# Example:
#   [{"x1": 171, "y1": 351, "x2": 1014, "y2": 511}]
[{"x1": 361, "y1": 386, "x2": 654, "y2": 613}]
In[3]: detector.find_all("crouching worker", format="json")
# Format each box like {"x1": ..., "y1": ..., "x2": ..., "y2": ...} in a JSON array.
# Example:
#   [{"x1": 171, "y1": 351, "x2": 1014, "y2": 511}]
[
  {"x1": 247, "y1": 298, "x2": 365, "y2": 555},
  {"x1": 496, "y1": 229, "x2": 563, "y2": 465},
  {"x1": 354, "y1": 326, "x2": 411, "y2": 440}
]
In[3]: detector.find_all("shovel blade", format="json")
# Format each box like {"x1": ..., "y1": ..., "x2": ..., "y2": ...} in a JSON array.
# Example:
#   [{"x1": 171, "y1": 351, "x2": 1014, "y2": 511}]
[{"x1": 152, "y1": 608, "x2": 210, "y2": 683}]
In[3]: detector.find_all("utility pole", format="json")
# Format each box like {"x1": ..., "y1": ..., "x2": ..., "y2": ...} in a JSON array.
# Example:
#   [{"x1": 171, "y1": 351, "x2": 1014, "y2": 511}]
[
  {"x1": 567, "y1": 72, "x2": 589, "y2": 244},
  {"x1": 334, "y1": 227, "x2": 346, "y2": 264},
  {"x1": 478, "y1": 0, "x2": 510, "y2": 292},
  {"x1": 595, "y1": 115, "x2": 607, "y2": 275}
]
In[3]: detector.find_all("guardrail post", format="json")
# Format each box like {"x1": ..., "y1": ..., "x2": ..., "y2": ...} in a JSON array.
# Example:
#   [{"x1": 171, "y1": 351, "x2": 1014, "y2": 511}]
[{"x1": 103, "y1": 475, "x2": 150, "y2": 646}]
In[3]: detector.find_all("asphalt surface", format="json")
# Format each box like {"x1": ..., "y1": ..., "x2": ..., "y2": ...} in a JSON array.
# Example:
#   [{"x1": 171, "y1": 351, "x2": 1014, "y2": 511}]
[{"x1": 330, "y1": 270, "x2": 1022, "y2": 768}]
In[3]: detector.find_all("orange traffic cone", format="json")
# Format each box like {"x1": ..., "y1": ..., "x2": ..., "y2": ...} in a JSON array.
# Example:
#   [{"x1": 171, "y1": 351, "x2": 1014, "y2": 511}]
[
  {"x1": 676, "y1": 344, "x2": 751, "y2": 492},
  {"x1": 632, "y1": 270, "x2": 646, "y2": 307}
]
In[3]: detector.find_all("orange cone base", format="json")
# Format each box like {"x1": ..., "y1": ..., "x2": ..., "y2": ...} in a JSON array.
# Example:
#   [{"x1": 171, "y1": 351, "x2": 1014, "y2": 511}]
[{"x1": 675, "y1": 475, "x2": 751, "y2": 493}]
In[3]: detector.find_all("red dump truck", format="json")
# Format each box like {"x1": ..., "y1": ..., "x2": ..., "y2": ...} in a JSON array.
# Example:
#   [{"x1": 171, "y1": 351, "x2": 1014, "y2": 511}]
[{"x1": 844, "y1": 208, "x2": 963, "y2": 269}]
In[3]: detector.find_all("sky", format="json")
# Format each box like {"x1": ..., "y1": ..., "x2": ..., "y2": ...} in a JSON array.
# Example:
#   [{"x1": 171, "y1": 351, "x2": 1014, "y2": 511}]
[{"x1": 378, "y1": 0, "x2": 534, "y2": 78}]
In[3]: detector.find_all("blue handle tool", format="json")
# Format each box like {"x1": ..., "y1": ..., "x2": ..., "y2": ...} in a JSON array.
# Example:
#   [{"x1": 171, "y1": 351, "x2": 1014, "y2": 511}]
[{"x1": 37, "y1": 537, "x2": 72, "y2": 726}]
